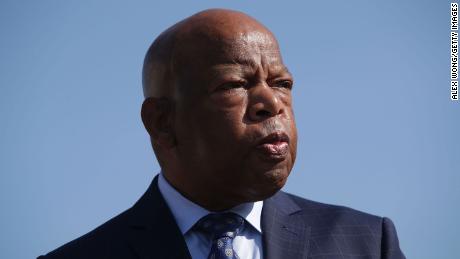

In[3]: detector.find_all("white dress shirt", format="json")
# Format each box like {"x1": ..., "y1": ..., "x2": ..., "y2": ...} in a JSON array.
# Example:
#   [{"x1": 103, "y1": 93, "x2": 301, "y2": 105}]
[{"x1": 157, "y1": 173, "x2": 263, "y2": 259}]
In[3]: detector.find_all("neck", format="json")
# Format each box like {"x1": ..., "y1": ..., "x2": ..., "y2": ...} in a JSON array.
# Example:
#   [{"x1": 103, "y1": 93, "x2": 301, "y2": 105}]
[{"x1": 161, "y1": 171, "x2": 244, "y2": 212}]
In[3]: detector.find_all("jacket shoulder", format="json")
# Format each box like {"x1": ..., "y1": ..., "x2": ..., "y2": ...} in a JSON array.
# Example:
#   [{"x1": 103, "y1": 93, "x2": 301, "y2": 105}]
[
  {"x1": 278, "y1": 191, "x2": 405, "y2": 258},
  {"x1": 38, "y1": 208, "x2": 134, "y2": 259},
  {"x1": 283, "y1": 191, "x2": 383, "y2": 225}
]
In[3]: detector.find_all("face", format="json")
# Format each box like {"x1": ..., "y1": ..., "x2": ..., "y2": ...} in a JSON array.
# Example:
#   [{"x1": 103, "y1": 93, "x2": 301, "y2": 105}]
[{"x1": 172, "y1": 28, "x2": 297, "y2": 204}]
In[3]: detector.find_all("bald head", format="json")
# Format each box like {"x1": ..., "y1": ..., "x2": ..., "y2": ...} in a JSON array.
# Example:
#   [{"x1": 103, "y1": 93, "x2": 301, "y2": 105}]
[{"x1": 142, "y1": 9, "x2": 279, "y2": 98}]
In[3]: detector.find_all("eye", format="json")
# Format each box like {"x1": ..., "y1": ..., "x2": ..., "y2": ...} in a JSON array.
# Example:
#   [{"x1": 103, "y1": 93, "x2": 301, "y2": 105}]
[
  {"x1": 273, "y1": 80, "x2": 293, "y2": 89},
  {"x1": 217, "y1": 80, "x2": 247, "y2": 91}
]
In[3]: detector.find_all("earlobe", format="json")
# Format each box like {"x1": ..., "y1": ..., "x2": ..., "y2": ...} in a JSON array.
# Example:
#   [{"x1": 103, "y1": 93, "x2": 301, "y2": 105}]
[{"x1": 141, "y1": 97, "x2": 176, "y2": 148}]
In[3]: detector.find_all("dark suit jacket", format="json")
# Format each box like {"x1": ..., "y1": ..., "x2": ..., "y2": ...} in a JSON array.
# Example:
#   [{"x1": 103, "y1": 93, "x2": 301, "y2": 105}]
[{"x1": 39, "y1": 176, "x2": 405, "y2": 259}]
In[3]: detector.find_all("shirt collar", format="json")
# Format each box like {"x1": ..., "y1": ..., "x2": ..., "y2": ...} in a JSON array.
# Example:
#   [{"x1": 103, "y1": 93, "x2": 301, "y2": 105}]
[{"x1": 157, "y1": 173, "x2": 263, "y2": 234}]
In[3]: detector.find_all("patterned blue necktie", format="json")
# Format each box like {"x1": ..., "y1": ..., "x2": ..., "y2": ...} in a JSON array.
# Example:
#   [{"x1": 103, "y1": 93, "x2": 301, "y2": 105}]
[{"x1": 196, "y1": 212, "x2": 245, "y2": 259}]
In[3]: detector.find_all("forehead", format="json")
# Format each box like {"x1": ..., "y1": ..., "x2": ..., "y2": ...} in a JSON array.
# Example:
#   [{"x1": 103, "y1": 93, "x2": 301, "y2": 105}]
[
  {"x1": 210, "y1": 31, "x2": 282, "y2": 65},
  {"x1": 175, "y1": 30, "x2": 287, "y2": 79}
]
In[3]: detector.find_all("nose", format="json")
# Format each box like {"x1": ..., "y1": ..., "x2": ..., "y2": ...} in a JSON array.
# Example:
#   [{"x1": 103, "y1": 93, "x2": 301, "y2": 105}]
[{"x1": 248, "y1": 83, "x2": 284, "y2": 122}]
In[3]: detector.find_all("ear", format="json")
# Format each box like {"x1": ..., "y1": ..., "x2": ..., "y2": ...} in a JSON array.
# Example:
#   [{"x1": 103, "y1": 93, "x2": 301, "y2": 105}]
[{"x1": 141, "y1": 97, "x2": 176, "y2": 148}]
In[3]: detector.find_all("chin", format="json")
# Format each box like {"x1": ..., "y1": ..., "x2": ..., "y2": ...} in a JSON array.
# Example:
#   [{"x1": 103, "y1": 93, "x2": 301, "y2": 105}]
[{"x1": 241, "y1": 168, "x2": 290, "y2": 202}]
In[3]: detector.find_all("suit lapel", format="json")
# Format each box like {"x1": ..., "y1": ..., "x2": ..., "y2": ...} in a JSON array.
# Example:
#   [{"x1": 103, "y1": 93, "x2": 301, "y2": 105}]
[
  {"x1": 262, "y1": 191, "x2": 310, "y2": 259},
  {"x1": 126, "y1": 176, "x2": 192, "y2": 259}
]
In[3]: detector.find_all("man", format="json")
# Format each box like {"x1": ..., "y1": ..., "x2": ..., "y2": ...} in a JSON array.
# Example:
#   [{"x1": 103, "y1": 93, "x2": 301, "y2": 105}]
[{"x1": 39, "y1": 9, "x2": 405, "y2": 259}]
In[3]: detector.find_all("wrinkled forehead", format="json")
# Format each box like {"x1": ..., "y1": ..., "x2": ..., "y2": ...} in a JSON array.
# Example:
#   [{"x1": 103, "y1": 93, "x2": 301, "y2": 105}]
[
  {"x1": 222, "y1": 30, "x2": 282, "y2": 64},
  {"x1": 173, "y1": 28, "x2": 285, "y2": 76}
]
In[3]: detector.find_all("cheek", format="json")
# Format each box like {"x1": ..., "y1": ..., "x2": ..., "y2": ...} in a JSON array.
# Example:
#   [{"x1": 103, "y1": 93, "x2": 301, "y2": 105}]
[
  {"x1": 207, "y1": 109, "x2": 248, "y2": 146},
  {"x1": 206, "y1": 92, "x2": 248, "y2": 133},
  {"x1": 190, "y1": 97, "x2": 249, "y2": 153},
  {"x1": 287, "y1": 110, "x2": 297, "y2": 161},
  {"x1": 209, "y1": 89, "x2": 247, "y2": 107}
]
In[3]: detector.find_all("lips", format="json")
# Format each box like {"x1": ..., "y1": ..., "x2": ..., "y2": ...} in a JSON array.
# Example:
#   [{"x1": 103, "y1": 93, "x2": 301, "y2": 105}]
[{"x1": 255, "y1": 132, "x2": 290, "y2": 161}]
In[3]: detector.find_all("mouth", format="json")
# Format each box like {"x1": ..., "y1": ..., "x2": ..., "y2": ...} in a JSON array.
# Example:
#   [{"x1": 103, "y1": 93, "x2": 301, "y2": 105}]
[{"x1": 255, "y1": 132, "x2": 290, "y2": 161}]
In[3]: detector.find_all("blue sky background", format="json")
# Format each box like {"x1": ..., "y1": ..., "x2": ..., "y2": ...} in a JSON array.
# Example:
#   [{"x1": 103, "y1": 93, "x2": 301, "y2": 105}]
[{"x1": 1, "y1": 1, "x2": 458, "y2": 258}]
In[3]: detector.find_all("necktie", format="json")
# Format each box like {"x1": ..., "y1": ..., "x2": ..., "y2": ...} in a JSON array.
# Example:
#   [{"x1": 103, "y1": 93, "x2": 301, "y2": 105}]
[{"x1": 195, "y1": 212, "x2": 245, "y2": 259}]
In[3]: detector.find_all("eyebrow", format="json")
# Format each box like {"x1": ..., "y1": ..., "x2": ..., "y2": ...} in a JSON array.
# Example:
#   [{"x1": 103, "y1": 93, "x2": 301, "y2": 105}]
[
  {"x1": 229, "y1": 57, "x2": 257, "y2": 67},
  {"x1": 215, "y1": 58, "x2": 291, "y2": 75}
]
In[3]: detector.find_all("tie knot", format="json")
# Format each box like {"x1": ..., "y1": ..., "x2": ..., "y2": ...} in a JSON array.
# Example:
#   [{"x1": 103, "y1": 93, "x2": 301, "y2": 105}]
[{"x1": 196, "y1": 212, "x2": 245, "y2": 239}]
